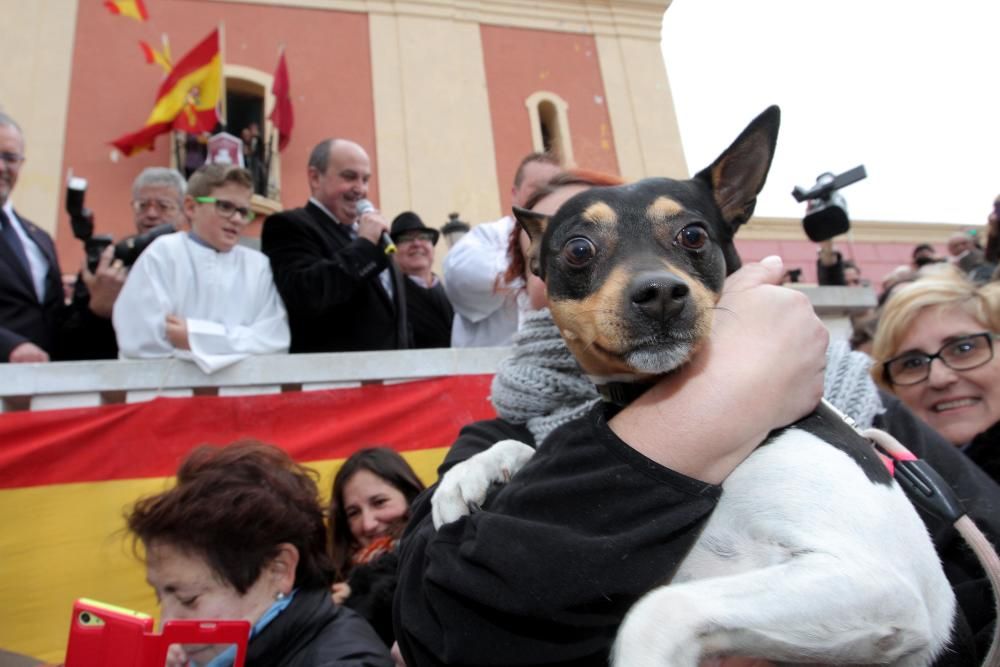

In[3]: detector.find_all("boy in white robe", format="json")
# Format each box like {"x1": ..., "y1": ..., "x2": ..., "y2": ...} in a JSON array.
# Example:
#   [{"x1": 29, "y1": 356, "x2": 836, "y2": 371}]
[{"x1": 113, "y1": 164, "x2": 290, "y2": 373}]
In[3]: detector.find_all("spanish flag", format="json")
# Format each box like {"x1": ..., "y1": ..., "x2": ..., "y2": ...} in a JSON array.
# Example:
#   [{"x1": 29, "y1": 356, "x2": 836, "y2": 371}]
[
  {"x1": 0, "y1": 375, "x2": 491, "y2": 660},
  {"x1": 139, "y1": 35, "x2": 172, "y2": 75},
  {"x1": 112, "y1": 28, "x2": 222, "y2": 156},
  {"x1": 104, "y1": 0, "x2": 148, "y2": 21}
]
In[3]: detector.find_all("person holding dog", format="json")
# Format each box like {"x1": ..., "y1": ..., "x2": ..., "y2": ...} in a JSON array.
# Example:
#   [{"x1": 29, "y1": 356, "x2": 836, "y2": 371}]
[{"x1": 395, "y1": 165, "x2": 1000, "y2": 666}]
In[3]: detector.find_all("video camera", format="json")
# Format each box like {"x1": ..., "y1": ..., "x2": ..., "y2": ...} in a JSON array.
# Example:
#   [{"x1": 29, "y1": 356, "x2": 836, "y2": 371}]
[
  {"x1": 66, "y1": 176, "x2": 175, "y2": 273},
  {"x1": 791, "y1": 165, "x2": 867, "y2": 242}
]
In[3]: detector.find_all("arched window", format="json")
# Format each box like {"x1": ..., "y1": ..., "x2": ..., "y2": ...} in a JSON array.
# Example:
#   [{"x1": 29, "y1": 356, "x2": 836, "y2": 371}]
[{"x1": 525, "y1": 91, "x2": 574, "y2": 165}]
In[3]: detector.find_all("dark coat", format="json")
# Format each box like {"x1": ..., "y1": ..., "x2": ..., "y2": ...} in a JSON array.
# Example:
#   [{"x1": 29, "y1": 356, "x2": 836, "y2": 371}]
[
  {"x1": 248, "y1": 587, "x2": 393, "y2": 667},
  {"x1": 261, "y1": 202, "x2": 411, "y2": 353},
  {"x1": 0, "y1": 211, "x2": 115, "y2": 361},
  {"x1": 403, "y1": 277, "x2": 453, "y2": 349},
  {"x1": 0, "y1": 210, "x2": 63, "y2": 359}
]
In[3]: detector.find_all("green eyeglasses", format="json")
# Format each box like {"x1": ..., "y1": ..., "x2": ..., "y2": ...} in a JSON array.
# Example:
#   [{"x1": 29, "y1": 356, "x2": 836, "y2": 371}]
[{"x1": 194, "y1": 197, "x2": 256, "y2": 222}]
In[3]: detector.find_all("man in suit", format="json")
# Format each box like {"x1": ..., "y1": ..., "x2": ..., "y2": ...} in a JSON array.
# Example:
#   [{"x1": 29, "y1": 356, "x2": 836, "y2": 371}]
[
  {"x1": 261, "y1": 138, "x2": 410, "y2": 352},
  {"x1": 0, "y1": 112, "x2": 124, "y2": 363}
]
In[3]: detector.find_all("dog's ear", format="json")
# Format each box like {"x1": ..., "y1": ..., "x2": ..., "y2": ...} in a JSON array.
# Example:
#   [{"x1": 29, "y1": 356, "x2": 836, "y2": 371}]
[
  {"x1": 695, "y1": 105, "x2": 780, "y2": 234},
  {"x1": 513, "y1": 205, "x2": 550, "y2": 278}
]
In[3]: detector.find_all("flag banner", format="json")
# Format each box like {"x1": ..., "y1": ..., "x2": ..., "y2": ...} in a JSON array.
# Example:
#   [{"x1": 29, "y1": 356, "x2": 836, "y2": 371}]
[
  {"x1": 270, "y1": 50, "x2": 294, "y2": 151},
  {"x1": 139, "y1": 39, "x2": 172, "y2": 75},
  {"x1": 104, "y1": 0, "x2": 148, "y2": 22},
  {"x1": 0, "y1": 375, "x2": 494, "y2": 662},
  {"x1": 112, "y1": 28, "x2": 222, "y2": 156}
]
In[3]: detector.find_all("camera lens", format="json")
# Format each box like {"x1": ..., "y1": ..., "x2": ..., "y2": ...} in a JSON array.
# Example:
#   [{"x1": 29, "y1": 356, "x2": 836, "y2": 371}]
[{"x1": 80, "y1": 612, "x2": 91, "y2": 624}]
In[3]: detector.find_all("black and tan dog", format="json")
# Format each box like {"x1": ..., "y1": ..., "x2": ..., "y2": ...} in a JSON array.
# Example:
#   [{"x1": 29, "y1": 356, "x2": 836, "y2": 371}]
[{"x1": 433, "y1": 107, "x2": 955, "y2": 666}]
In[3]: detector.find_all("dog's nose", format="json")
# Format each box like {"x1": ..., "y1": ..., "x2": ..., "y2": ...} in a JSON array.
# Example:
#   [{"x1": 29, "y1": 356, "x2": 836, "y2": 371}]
[{"x1": 629, "y1": 272, "x2": 689, "y2": 322}]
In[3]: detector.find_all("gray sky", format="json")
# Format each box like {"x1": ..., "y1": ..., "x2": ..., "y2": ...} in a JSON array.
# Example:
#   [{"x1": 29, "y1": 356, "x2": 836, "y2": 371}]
[{"x1": 661, "y1": 0, "x2": 997, "y2": 226}]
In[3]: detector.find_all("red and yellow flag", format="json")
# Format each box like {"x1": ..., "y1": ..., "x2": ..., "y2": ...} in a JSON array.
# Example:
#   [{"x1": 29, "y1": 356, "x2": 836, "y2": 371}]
[
  {"x1": 139, "y1": 35, "x2": 173, "y2": 75},
  {"x1": 104, "y1": 0, "x2": 148, "y2": 21},
  {"x1": 112, "y1": 28, "x2": 223, "y2": 156}
]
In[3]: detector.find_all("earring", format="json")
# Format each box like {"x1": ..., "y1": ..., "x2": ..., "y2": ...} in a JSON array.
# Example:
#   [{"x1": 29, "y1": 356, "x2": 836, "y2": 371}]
[{"x1": 275, "y1": 591, "x2": 286, "y2": 601}]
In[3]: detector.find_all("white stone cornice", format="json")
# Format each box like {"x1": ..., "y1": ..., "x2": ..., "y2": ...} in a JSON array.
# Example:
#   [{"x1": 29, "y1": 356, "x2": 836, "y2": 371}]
[{"x1": 205, "y1": 0, "x2": 669, "y2": 40}]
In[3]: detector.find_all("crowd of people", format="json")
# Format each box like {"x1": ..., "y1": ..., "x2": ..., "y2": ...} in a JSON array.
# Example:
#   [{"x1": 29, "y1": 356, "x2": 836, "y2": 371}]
[{"x1": 3, "y1": 104, "x2": 1000, "y2": 666}]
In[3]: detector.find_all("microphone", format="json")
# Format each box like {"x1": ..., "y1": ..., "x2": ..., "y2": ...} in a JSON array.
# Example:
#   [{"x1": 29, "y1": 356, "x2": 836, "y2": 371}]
[{"x1": 356, "y1": 199, "x2": 396, "y2": 255}]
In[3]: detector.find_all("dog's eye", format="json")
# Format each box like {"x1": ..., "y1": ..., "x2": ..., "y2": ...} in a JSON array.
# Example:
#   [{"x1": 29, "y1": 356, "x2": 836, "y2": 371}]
[
  {"x1": 562, "y1": 237, "x2": 596, "y2": 267},
  {"x1": 675, "y1": 225, "x2": 708, "y2": 250}
]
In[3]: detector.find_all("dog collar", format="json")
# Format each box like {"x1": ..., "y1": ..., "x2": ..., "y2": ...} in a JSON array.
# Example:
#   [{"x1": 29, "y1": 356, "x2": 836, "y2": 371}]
[{"x1": 595, "y1": 381, "x2": 654, "y2": 407}]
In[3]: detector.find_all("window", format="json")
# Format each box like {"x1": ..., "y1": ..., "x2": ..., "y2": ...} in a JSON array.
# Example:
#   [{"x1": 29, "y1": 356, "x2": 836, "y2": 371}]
[{"x1": 525, "y1": 91, "x2": 573, "y2": 165}]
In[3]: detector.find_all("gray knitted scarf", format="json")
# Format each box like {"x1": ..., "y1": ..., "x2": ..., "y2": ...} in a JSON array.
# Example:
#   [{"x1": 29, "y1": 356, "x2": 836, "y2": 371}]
[
  {"x1": 490, "y1": 309, "x2": 601, "y2": 443},
  {"x1": 491, "y1": 309, "x2": 885, "y2": 443}
]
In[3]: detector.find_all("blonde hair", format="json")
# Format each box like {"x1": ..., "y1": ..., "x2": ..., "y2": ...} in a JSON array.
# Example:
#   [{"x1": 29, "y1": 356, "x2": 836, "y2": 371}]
[{"x1": 871, "y1": 266, "x2": 1000, "y2": 388}]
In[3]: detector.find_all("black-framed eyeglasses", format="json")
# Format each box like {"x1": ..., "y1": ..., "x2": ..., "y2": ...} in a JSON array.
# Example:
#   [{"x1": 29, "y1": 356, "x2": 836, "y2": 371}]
[
  {"x1": 132, "y1": 198, "x2": 179, "y2": 214},
  {"x1": 0, "y1": 152, "x2": 25, "y2": 167},
  {"x1": 397, "y1": 231, "x2": 436, "y2": 244},
  {"x1": 884, "y1": 332, "x2": 997, "y2": 386},
  {"x1": 194, "y1": 197, "x2": 256, "y2": 222}
]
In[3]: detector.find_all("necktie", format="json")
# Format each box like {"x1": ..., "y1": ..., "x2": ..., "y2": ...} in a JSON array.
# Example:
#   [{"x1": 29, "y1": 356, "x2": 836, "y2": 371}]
[{"x1": 0, "y1": 208, "x2": 31, "y2": 277}]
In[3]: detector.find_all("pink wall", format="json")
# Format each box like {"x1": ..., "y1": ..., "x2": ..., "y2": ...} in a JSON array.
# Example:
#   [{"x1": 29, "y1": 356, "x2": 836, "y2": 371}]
[
  {"x1": 736, "y1": 239, "x2": 950, "y2": 288},
  {"x1": 480, "y1": 25, "x2": 619, "y2": 214},
  {"x1": 57, "y1": 2, "x2": 376, "y2": 269}
]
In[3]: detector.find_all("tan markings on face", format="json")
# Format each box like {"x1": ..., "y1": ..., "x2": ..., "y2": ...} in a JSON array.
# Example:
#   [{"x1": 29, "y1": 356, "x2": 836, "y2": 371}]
[
  {"x1": 550, "y1": 261, "x2": 719, "y2": 376},
  {"x1": 664, "y1": 261, "x2": 717, "y2": 346},
  {"x1": 646, "y1": 197, "x2": 684, "y2": 221},
  {"x1": 549, "y1": 266, "x2": 636, "y2": 376},
  {"x1": 581, "y1": 202, "x2": 617, "y2": 227}
]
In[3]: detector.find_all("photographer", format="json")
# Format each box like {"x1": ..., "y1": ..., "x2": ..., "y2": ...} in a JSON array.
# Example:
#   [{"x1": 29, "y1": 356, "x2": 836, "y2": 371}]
[
  {"x1": 815, "y1": 239, "x2": 862, "y2": 286},
  {"x1": 60, "y1": 167, "x2": 186, "y2": 360}
]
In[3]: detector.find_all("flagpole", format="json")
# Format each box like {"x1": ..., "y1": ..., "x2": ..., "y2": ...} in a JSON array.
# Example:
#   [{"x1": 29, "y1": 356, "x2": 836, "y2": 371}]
[{"x1": 218, "y1": 21, "x2": 227, "y2": 131}]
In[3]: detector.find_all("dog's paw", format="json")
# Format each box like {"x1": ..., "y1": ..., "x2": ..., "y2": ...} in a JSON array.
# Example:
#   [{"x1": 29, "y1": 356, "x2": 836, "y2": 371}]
[
  {"x1": 611, "y1": 587, "x2": 703, "y2": 667},
  {"x1": 431, "y1": 439, "x2": 535, "y2": 530}
]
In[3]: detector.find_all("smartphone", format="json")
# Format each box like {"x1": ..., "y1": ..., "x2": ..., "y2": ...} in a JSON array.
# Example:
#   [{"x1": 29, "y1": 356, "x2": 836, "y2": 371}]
[{"x1": 65, "y1": 598, "x2": 249, "y2": 667}]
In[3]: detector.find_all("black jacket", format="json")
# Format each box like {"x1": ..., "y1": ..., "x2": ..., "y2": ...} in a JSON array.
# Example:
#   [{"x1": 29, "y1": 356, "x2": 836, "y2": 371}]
[
  {"x1": 394, "y1": 406, "x2": 720, "y2": 667},
  {"x1": 248, "y1": 587, "x2": 393, "y2": 667},
  {"x1": 0, "y1": 211, "x2": 115, "y2": 361},
  {"x1": 403, "y1": 277, "x2": 453, "y2": 349},
  {"x1": 261, "y1": 202, "x2": 410, "y2": 353},
  {"x1": 395, "y1": 398, "x2": 1000, "y2": 667}
]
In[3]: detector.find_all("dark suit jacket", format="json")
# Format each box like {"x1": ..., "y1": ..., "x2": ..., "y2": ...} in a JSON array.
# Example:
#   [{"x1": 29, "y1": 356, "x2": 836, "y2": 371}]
[
  {"x1": 0, "y1": 211, "x2": 117, "y2": 361},
  {"x1": 261, "y1": 201, "x2": 410, "y2": 353},
  {"x1": 0, "y1": 211, "x2": 64, "y2": 360}
]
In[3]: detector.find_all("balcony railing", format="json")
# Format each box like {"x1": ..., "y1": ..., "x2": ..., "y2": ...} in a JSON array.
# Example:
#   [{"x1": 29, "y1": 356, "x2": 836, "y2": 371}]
[{"x1": 0, "y1": 286, "x2": 876, "y2": 414}]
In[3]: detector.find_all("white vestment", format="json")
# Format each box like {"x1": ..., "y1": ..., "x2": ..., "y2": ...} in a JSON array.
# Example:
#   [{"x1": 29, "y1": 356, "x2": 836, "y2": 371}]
[{"x1": 113, "y1": 232, "x2": 290, "y2": 373}]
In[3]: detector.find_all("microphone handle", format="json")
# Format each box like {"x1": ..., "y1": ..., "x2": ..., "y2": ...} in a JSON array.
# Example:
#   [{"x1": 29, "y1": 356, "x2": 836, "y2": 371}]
[{"x1": 381, "y1": 232, "x2": 397, "y2": 255}]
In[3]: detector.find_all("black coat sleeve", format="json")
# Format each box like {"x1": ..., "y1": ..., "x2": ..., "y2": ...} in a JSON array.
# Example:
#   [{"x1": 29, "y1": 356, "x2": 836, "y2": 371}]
[
  {"x1": 394, "y1": 406, "x2": 720, "y2": 667},
  {"x1": 261, "y1": 211, "x2": 389, "y2": 318}
]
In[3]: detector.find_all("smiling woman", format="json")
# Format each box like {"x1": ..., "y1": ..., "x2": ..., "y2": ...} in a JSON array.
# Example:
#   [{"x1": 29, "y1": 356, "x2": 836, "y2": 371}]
[{"x1": 872, "y1": 268, "x2": 1000, "y2": 478}]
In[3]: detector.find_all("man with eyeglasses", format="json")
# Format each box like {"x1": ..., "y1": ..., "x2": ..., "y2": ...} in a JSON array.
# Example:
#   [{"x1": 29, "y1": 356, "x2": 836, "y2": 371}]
[
  {"x1": 130, "y1": 167, "x2": 187, "y2": 235},
  {"x1": 262, "y1": 138, "x2": 411, "y2": 352},
  {"x1": 60, "y1": 167, "x2": 189, "y2": 360},
  {"x1": 112, "y1": 164, "x2": 289, "y2": 373},
  {"x1": 389, "y1": 211, "x2": 453, "y2": 348},
  {"x1": 0, "y1": 112, "x2": 127, "y2": 363}
]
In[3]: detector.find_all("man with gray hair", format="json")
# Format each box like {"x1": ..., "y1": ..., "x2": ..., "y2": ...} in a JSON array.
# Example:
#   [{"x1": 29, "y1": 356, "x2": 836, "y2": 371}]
[
  {"x1": 130, "y1": 166, "x2": 187, "y2": 234},
  {"x1": 0, "y1": 112, "x2": 124, "y2": 361}
]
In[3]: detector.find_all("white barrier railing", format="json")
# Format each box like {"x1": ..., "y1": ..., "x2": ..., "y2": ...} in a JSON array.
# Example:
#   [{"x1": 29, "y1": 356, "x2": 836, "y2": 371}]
[{"x1": 0, "y1": 286, "x2": 876, "y2": 413}]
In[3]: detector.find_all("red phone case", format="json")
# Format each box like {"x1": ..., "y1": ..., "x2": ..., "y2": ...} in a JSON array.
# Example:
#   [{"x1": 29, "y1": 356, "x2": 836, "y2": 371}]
[{"x1": 66, "y1": 598, "x2": 249, "y2": 667}]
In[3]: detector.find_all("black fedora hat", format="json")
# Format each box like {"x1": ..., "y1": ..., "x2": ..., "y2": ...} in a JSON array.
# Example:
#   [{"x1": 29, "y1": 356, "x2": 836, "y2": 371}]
[{"x1": 390, "y1": 211, "x2": 440, "y2": 245}]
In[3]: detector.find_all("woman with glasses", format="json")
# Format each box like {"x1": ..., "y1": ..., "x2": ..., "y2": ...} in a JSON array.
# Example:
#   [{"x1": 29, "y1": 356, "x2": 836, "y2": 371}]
[{"x1": 872, "y1": 268, "x2": 1000, "y2": 470}]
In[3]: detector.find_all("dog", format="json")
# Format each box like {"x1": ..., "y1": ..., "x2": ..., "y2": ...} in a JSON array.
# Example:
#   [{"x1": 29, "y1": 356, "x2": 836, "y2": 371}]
[{"x1": 431, "y1": 106, "x2": 958, "y2": 666}]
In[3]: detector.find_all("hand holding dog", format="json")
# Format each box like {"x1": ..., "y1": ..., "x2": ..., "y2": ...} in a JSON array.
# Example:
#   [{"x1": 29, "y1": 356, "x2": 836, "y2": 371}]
[{"x1": 608, "y1": 255, "x2": 827, "y2": 485}]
